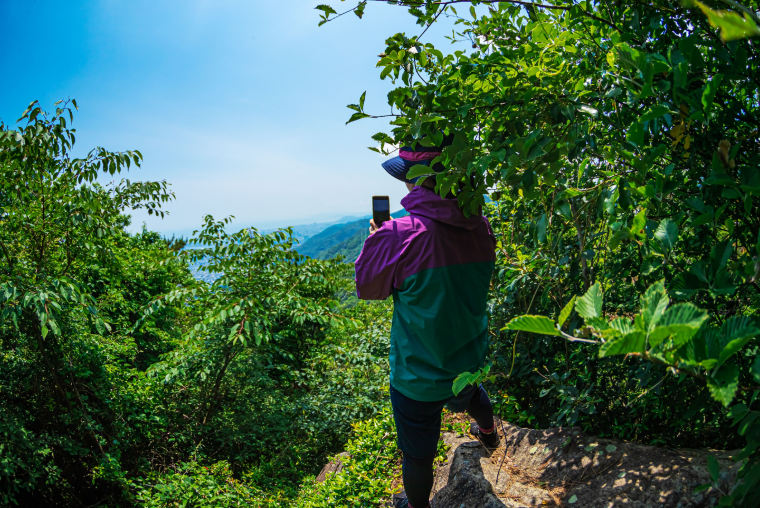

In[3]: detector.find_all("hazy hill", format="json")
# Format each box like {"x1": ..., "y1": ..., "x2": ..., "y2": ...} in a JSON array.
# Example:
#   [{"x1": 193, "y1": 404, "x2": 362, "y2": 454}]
[
  {"x1": 262, "y1": 215, "x2": 364, "y2": 243},
  {"x1": 296, "y1": 209, "x2": 408, "y2": 262}
]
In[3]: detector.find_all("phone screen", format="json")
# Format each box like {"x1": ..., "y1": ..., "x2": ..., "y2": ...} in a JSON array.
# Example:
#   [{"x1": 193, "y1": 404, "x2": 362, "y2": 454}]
[{"x1": 372, "y1": 196, "x2": 391, "y2": 226}]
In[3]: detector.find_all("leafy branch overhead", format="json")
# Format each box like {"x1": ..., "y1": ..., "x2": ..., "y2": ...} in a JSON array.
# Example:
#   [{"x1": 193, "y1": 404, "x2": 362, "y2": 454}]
[{"x1": 327, "y1": 7, "x2": 760, "y2": 500}]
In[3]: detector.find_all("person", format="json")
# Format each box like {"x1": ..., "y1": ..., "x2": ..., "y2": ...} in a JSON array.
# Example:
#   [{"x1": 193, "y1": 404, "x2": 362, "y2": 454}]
[{"x1": 355, "y1": 139, "x2": 498, "y2": 508}]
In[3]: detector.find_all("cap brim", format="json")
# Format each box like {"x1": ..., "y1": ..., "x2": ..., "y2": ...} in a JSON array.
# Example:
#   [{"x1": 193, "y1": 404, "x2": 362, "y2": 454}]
[{"x1": 381, "y1": 157, "x2": 429, "y2": 184}]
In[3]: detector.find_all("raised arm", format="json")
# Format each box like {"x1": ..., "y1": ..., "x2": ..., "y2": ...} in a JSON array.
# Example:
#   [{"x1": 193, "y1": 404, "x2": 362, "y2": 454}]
[{"x1": 355, "y1": 221, "x2": 402, "y2": 300}]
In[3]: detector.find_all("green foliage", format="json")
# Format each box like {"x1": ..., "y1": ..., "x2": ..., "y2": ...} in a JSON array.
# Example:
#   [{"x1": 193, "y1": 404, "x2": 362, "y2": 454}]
[
  {"x1": 132, "y1": 461, "x2": 274, "y2": 508},
  {"x1": 687, "y1": 1, "x2": 760, "y2": 41},
  {"x1": 296, "y1": 409, "x2": 400, "y2": 507},
  {"x1": 318, "y1": 1, "x2": 760, "y2": 504},
  {"x1": 452, "y1": 364, "x2": 492, "y2": 396},
  {"x1": 296, "y1": 408, "x2": 449, "y2": 507},
  {"x1": 0, "y1": 102, "x2": 393, "y2": 506}
]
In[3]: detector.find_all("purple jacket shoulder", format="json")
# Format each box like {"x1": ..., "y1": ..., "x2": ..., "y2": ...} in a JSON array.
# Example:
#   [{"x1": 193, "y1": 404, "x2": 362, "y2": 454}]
[{"x1": 355, "y1": 187, "x2": 495, "y2": 300}]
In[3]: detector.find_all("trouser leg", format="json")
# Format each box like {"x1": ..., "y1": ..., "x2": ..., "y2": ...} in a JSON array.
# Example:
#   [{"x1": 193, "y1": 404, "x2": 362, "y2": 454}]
[
  {"x1": 465, "y1": 385, "x2": 495, "y2": 432},
  {"x1": 390, "y1": 385, "x2": 444, "y2": 508},
  {"x1": 402, "y1": 453, "x2": 434, "y2": 508}
]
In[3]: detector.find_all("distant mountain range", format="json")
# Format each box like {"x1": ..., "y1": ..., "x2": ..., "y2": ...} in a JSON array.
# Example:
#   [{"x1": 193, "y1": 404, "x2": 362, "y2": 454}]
[
  {"x1": 187, "y1": 210, "x2": 406, "y2": 281},
  {"x1": 261, "y1": 215, "x2": 365, "y2": 243},
  {"x1": 295, "y1": 209, "x2": 408, "y2": 262}
]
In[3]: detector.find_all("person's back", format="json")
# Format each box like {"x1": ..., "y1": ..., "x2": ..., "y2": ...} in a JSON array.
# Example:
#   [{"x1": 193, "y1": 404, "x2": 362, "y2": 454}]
[
  {"x1": 356, "y1": 185, "x2": 495, "y2": 400},
  {"x1": 355, "y1": 139, "x2": 498, "y2": 508}
]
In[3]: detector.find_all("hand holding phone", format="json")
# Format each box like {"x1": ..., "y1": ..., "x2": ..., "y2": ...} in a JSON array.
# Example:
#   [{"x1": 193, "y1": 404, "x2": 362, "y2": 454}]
[{"x1": 372, "y1": 196, "x2": 390, "y2": 233}]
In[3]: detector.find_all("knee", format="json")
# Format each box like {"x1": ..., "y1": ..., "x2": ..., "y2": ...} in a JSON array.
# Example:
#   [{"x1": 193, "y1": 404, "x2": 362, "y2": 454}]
[{"x1": 478, "y1": 386, "x2": 493, "y2": 407}]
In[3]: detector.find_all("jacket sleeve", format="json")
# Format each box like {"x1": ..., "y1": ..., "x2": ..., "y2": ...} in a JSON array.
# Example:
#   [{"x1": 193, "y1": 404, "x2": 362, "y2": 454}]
[
  {"x1": 355, "y1": 222, "x2": 403, "y2": 300},
  {"x1": 483, "y1": 216, "x2": 497, "y2": 252}
]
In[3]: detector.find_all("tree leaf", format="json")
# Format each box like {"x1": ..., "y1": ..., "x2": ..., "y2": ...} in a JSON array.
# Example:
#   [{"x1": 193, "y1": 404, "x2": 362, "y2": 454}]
[
  {"x1": 503, "y1": 315, "x2": 561, "y2": 336},
  {"x1": 716, "y1": 316, "x2": 760, "y2": 369},
  {"x1": 649, "y1": 303, "x2": 709, "y2": 347},
  {"x1": 752, "y1": 356, "x2": 760, "y2": 384},
  {"x1": 558, "y1": 296, "x2": 576, "y2": 329},
  {"x1": 631, "y1": 209, "x2": 647, "y2": 238},
  {"x1": 346, "y1": 112, "x2": 370, "y2": 125},
  {"x1": 315, "y1": 4, "x2": 337, "y2": 15},
  {"x1": 405, "y1": 164, "x2": 434, "y2": 179},
  {"x1": 608, "y1": 228, "x2": 632, "y2": 249},
  {"x1": 536, "y1": 213, "x2": 548, "y2": 243},
  {"x1": 640, "y1": 280, "x2": 670, "y2": 331},
  {"x1": 729, "y1": 404, "x2": 750, "y2": 426},
  {"x1": 626, "y1": 122, "x2": 645, "y2": 147},
  {"x1": 599, "y1": 331, "x2": 646, "y2": 357},
  {"x1": 354, "y1": 1, "x2": 366, "y2": 19},
  {"x1": 691, "y1": 1, "x2": 760, "y2": 41},
  {"x1": 702, "y1": 74, "x2": 724, "y2": 114},
  {"x1": 654, "y1": 219, "x2": 678, "y2": 250},
  {"x1": 706, "y1": 363, "x2": 740, "y2": 406},
  {"x1": 640, "y1": 105, "x2": 671, "y2": 122},
  {"x1": 576, "y1": 283, "x2": 603, "y2": 320},
  {"x1": 739, "y1": 412, "x2": 760, "y2": 436},
  {"x1": 707, "y1": 456, "x2": 720, "y2": 483},
  {"x1": 452, "y1": 371, "x2": 477, "y2": 396}
]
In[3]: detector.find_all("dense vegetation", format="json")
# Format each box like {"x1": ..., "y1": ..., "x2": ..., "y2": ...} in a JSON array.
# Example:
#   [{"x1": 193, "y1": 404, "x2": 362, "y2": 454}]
[
  {"x1": 0, "y1": 102, "x2": 393, "y2": 506},
  {"x1": 4, "y1": 0, "x2": 760, "y2": 507},
  {"x1": 316, "y1": 0, "x2": 760, "y2": 505}
]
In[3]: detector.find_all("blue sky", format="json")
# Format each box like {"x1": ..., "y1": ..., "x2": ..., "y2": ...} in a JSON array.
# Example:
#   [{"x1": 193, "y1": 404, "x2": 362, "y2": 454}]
[{"x1": 0, "y1": 0, "x2": 467, "y2": 236}]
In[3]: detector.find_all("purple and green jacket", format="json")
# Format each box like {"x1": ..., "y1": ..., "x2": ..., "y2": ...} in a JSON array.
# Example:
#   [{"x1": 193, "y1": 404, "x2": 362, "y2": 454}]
[{"x1": 355, "y1": 186, "x2": 496, "y2": 402}]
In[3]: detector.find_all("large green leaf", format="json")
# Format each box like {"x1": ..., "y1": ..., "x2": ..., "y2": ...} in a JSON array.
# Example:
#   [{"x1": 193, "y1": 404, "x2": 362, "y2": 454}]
[
  {"x1": 608, "y1": 228, "x2": 633, "y2": 249},
  {"x1": 640, "y1": 105, "x2": 671, "y2": 122},
  {"x1": 609, "y1": 317, "x2": 634, "y2": 336},
  {"x1": 654, "y1": 219, "x2": 678, "y2": 250},
  {"x1": 707, "y1": 363, "x2": 741, "y2": 407},
  {"x1": 691, "y1": 1, "x2": 760, "y2": 41},
  {"x1": 626, "y1": 122, "x2": 645, "y2": 147},
  {"x1": 452, "y1": 365, "x2": 491, "y2": 396},
  {"x1": 711, "y1": 240, "x2": 733, "y2": 274},
  {"x1": 739, "y1": 412, "x2": 760, "y2": 437},
  {"x1": 576, "y1": 283, "x2": 603, "y2": 320},
  {"x1": 405, "y1": 164, "x2": 435, "y2": 179},
  {"x1": 599, "y1": 332, "x2": 646, "y2": 357},
  {"x1": 640, "y1": 280, "x2": 670, "y2": 330},
  {"x1": 648, "y1": 303, "x2": 709, "y2": 348},
  {"x1": 452, "y1": 371, "x2": 479, "y2": 396},
  {"x1": 315, "y1": 4, "x2": 337, "y2": 15},
  {"x1": 504, "y1": 315, "x2": 561, "y2": 336},
  {"x1": 752, "y1": 356, "x2": 760, "y2": 384},
  {"x1": 716, "y1": 316, "x2": 760, "y2": 369},
  {"x1": 558, "y1": 296, "x2": 576, "y2": 329},
  {"x1": 536, "y1": 213, "x2": 548, "y2": 243},
  {"x1": 631, "y1": 209, "x2": 647, "y2": 238},
  {"x1": 702, "y1": 74, "x2": 724, "y2": 114}
]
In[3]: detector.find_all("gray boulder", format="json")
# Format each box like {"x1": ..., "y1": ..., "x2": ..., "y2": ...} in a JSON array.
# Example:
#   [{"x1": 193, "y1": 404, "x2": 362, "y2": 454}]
[{"x1": 431, "y1": 419, "x2": 739, "y2": 508}]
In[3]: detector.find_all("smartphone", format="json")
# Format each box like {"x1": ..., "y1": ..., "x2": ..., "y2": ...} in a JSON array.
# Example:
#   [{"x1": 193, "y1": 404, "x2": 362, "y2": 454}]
[{"x1": 372, "y1": 195, "x2": 391, "y2": 227}]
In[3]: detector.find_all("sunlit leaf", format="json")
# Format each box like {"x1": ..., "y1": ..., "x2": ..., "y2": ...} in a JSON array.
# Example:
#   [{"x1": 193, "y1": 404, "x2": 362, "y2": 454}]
[
  {"x1": 599, "y1": 331, "x2": 645, "y2": 357},
  {"x1": 690, "y1": 1, "x2": 760, "y2": 41},
  {"x1": 503, "y1": 315, "x2": 561, "y2": 336},
  {"x1": 576, "y1": 283, "x2": 603, "y2": 320},
  {"x1": 558, "y1": 296, "x2": 576, "y2": 329},
  {"x1": 654, "y1": 219, "x2": 678, "y2": 250}
]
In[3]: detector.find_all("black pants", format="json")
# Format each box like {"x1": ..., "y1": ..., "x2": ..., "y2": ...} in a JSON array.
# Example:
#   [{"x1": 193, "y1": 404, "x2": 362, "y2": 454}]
[{"x1": 389, "y1": 384, "x2": 495, "y2": 508}]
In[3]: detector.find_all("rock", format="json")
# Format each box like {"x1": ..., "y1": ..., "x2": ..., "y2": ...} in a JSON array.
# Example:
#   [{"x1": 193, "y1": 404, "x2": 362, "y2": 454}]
[
  {"x1": 316, "y1": 452, "x2": 349, "y2": 483},
  {"x1": 431, "y1": 419, "x2": 739, "y2": 508}
]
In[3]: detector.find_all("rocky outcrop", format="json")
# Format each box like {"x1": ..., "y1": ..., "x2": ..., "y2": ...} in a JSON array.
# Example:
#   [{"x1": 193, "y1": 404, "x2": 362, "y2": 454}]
[
  {"x1": 431, "y1": 419, "x2": 739, "y2": 508},
  {"x1": 316, "y1": 451, "x2": 349, "y2": 483}
]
